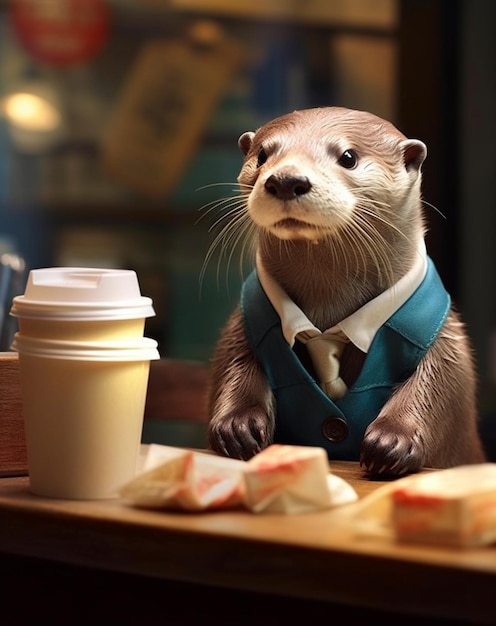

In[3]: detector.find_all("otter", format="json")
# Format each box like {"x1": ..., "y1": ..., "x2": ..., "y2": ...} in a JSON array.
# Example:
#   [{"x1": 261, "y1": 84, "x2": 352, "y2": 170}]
[{"x1": 206, "y1": 106, "x2": 485, "y2": 476}]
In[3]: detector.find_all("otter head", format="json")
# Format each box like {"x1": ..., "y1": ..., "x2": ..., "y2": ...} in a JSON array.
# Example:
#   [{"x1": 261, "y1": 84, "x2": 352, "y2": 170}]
[{"x1": 237, "y1": 107, "x2": 427, "y2": 247}]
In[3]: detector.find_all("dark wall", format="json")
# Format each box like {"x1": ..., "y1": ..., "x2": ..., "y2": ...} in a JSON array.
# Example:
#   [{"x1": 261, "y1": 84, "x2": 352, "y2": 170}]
[{"x1": 397, "y1": 0, "x2": 461, "y2": 300}]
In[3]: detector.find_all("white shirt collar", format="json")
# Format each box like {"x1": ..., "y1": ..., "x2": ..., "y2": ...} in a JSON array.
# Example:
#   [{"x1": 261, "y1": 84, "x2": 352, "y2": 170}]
[{"x1": 255, "y1": 239, "x2": 427, "y2": 353}]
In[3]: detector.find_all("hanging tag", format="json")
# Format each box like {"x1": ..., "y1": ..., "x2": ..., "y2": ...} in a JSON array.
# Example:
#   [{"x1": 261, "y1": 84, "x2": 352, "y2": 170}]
[{"x1": 102, "y1": 22, "x2": 244, "y2": 198}]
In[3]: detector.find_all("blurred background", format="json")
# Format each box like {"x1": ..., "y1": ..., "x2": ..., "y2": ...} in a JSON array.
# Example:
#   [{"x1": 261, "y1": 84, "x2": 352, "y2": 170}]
[{"x1": 0, "y1": 1, "x2": 495, "y2": 408}]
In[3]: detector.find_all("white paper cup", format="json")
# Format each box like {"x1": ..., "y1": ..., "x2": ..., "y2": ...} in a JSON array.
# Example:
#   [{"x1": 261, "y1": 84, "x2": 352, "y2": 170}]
[
  {"x1": 10, "y1": 267, "x2": 155, "y2": 341},
  {"x1": 11, "y1": 334, "x2": 160, "y2": 499}
]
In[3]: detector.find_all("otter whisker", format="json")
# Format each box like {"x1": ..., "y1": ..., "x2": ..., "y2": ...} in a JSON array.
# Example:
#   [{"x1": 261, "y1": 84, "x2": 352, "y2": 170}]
[
  {"x1": 196, "y1": 182, "x2": 253, "y2": 193},
  {"x1": 353, "y1": 206, "x2": 417, "y2": 271},
  {"x1": 354, "y1": 204, "x2": 414, "y2": 246},
  {"x1": 339, "y1": 223, "x2": 372, "y2": 284},
  {"x1": 342, "y1": 215, "x2": 397, "y2": 288},
  {"x1": 215, "y1": 212, "x2": 251, "y2": 262},
  {"x1": 349, "y1": 189, "x2": 391, "y2": 210},
  {"x1": 421, "y1": 199, "x2": 447, "y2": 220},
  {"x1": 230, "y1": 220, "x2": 256, "y2": 283},
  {"x1": 329, "y1": 231, "x2": 352, "y2": 281},
  {"x1": 206, "y1": 201, "x2": 248, "y2": 233},
  {"x1": 354, "y1": 220, "x2": 396, "y2": 285},
  {"x1": 199, "y1": 202, "x2": 253, "y2": 294},
  {"x1": 198, "y1": 193, "x2": 246, "y2": 211},
  {"x1": 197, "y1": 195, "x2": 248, "y2": 223}
]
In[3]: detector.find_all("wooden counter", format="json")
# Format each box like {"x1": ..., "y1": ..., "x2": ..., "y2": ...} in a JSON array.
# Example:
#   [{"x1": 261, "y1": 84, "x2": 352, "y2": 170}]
[{"x1": 1, "y1": 458, "x2": 495, "y2": 625}]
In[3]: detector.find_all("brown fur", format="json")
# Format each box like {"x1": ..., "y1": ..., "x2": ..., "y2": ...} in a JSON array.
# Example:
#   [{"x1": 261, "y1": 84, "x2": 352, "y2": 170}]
[{"x1": 207, "y1": 107, "x2": 485, "y2": 475}]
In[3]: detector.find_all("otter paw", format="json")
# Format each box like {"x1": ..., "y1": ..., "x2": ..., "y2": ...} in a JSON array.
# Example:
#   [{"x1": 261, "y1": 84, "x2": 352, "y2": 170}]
[
  {"x1": 208, "y1": 407, "x2": 271, "y2": 461},
  {"x1": 360, "y1": 419, "x2": 425, "y2": 476}
]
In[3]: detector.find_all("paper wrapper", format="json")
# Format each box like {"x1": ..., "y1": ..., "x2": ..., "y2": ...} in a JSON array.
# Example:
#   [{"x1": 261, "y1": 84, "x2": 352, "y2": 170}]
[
  {"x1": 121, "y1": 444, "x2": 358, "y2": 514},
  {"x1": 336, "y1": 463, "x2": 496, "y2": 547},
  {"x1": 391, "y1": 464, "x2": 496, "y2": 547}
]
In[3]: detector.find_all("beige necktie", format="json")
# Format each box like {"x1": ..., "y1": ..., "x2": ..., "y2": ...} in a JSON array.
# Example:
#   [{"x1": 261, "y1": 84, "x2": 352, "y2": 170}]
[{"x1": 299, "y1": 331, "x2": 349, "y2": 400}]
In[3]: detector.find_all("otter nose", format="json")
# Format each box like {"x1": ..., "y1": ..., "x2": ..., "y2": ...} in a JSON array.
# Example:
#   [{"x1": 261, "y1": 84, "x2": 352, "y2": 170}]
[{"x1": 265, "y1": 174, "x2": 312, "y2": 200}]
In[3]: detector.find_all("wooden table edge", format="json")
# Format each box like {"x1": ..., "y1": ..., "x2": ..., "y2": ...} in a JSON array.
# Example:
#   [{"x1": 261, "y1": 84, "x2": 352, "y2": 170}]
[{"x1": 1, "y1": 463, "x2": 495, "y2": 623}]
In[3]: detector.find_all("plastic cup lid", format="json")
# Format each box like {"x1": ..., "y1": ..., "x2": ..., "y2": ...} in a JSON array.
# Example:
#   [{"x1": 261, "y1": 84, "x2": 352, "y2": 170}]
[
  {"x1": 10, "y1": 267, "x2": 155, "y2": 320},
  {"x1": 11, "y1": 334, "x2": 161, "y2": 362}
]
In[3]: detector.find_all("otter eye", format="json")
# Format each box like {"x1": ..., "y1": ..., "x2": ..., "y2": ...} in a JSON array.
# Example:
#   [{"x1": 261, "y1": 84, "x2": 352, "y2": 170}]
[
  {"x1": 338, "y1": 149, "x2": 358, "y2": 169},
  {"x1": 257, "y1": 148, "x2": 268, "y2": 167}
]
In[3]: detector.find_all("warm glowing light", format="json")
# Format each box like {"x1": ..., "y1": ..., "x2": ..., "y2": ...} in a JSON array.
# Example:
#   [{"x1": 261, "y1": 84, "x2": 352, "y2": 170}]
[{"x1": 2, "y1": 92, "x2": 62, "y2": 131}]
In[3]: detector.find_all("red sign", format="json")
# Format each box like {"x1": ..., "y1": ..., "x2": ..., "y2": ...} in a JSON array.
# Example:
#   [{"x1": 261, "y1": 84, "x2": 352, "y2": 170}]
[{"x1": 10, "y1": 0, "x2": 110, "y2": 67}]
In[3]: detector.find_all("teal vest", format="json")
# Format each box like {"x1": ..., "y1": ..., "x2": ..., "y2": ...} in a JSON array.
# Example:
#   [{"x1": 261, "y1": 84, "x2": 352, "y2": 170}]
[{"x1": 240, "y1": 258, "x2": 451, "y2": 460}]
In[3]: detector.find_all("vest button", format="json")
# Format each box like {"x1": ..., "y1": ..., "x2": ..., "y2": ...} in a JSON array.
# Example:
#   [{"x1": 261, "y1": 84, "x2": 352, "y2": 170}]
[{"x1": 322, "y1": 416, "x2": 348, "y2": 442}]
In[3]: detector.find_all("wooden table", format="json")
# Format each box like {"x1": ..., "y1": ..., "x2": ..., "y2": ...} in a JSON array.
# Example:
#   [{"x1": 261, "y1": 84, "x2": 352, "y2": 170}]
[{"x1": 1, "y1": 458, "x2": 495, "y2": 626}]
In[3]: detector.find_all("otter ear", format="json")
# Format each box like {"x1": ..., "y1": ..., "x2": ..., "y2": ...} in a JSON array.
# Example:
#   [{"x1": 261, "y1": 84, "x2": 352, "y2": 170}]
[
  {"x1": 400, "y1": 139, "x2": 427, "y2": 172},
  {"x1": 238, "y1": 131, "x2": 255, "y2": 155}
]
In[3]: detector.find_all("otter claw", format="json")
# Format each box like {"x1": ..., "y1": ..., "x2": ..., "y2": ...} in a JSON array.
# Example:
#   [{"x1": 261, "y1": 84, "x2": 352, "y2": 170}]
[
  {"x1": 209, "y1": 406, "x2": 271, "y2": 461},
  {"x1": 360, "y1": 421, "x2": 425, "y2": 476}
]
